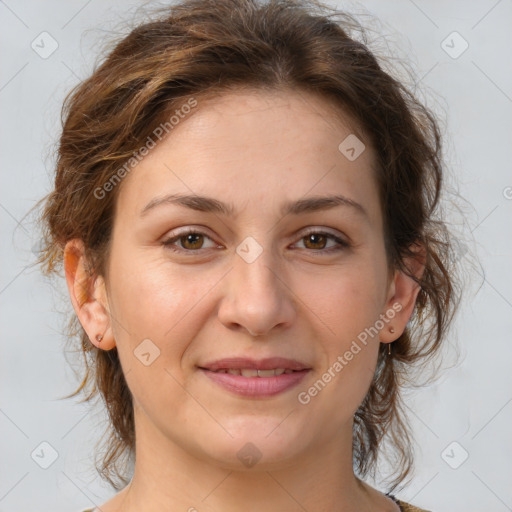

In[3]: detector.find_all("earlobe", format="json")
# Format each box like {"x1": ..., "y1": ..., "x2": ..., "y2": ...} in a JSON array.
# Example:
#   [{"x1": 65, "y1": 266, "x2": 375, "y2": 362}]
[
  {"x1": 63, "y1": 239, "x2": 116, "y2": 350},
  {"x1": 380, "y1": 243, "x2": 426, "y2": 343}
]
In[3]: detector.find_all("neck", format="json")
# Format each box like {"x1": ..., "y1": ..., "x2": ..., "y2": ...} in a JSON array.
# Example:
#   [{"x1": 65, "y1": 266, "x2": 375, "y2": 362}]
[{"x1": 110, "y1": 407, "x2": 385, "y2": 512}]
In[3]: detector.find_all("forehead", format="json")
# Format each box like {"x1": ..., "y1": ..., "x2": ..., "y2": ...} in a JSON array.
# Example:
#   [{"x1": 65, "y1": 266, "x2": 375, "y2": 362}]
[{"x1": 114, "y1": 89, "x2": 380, "y2": 225}]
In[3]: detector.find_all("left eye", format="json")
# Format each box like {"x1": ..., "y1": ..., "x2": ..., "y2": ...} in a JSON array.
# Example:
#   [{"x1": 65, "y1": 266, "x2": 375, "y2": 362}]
[
  {"x1": 293, "y1": 231, "x2": 349, "y2": 253},
  {"x1": 162, "y1": 229, "x2": 349, "y2": 255}
]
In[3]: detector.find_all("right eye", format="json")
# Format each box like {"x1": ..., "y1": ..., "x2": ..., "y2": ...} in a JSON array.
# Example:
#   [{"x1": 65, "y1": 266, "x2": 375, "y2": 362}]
[{"x1": 161, "y1": 228, "x2": 220, "y2": 254}]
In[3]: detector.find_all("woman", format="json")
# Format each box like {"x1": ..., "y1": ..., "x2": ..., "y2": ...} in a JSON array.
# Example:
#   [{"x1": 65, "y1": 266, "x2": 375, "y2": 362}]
[{"x1": 34, "y1": 0, "x2": 459, "y2": 510}]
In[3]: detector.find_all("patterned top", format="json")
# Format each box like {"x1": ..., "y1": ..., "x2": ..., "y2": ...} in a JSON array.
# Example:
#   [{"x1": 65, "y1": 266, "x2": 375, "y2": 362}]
[
  {"x1": 79, "y1": 496, "x2": 431, "y2": 512},
  {"x1": 387, "y1": 493, "x2": 432, "y2": 511}
]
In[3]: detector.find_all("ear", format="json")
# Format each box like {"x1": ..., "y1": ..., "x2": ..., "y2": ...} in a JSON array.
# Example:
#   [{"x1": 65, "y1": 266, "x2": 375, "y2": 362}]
[
  {"x1": 63, "y1": 239, "x2": 116, "y2": 350},
  {"x1": 379, "y1": 243, "x2": 426, "y2": 344}
]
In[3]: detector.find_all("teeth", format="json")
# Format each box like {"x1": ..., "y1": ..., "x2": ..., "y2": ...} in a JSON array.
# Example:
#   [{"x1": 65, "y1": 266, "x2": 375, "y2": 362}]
[
  {"x1": 240, "y1": 369, "x2": 259, "y2": 377},
  {"x1": 214, "y1": 368, "x2": 291, "y2": 377},
  {"x1": 257, "y1": 369, "x2": 277, "y2": 377}
]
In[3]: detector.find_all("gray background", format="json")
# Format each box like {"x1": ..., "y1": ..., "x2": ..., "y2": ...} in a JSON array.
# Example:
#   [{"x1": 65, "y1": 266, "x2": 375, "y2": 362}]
[{"x1": 1, "y1": 1, "x2": 511, "y2": 511}]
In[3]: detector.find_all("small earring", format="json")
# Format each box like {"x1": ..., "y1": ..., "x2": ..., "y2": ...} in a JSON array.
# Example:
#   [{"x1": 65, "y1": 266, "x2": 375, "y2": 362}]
[
  {"x1": 96, "y1": 334, "x2": 103, "y2": 343},
  {"x1": 388, "y1": 328, "x2": 395, "y2": 355}
]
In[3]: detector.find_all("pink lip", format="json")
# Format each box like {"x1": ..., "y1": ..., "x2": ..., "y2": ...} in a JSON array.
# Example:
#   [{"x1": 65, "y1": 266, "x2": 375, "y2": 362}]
[
  {"x1": 200, "y1": 368, "x2": 310, "y2": 397},
  {"x1": 198, "y1": 357, "x2": 312, "y2": 398},
  {"x1": 199, "y1": 357, "x2": 310, "y2": 372}
]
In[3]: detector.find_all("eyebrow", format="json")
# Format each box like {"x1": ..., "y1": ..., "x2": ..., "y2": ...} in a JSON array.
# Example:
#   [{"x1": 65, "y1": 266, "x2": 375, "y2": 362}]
[{"x1": 139, "y1": 193, "x2": 368, "y2": 219}]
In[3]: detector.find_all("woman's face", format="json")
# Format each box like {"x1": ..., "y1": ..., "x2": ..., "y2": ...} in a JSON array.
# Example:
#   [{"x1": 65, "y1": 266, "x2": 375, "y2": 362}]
[{"x1": 87, "y1": 89, "x2": 410, "y2": 469}]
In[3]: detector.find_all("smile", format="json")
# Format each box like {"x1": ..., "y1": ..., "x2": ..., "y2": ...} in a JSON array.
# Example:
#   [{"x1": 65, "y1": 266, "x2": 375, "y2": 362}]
[
  {"x1": 199, "y1": 367, "x2": 310, "y2": 397},
  {"x1": 209, "y1": 368, "x2": 300, "y2": 376}
]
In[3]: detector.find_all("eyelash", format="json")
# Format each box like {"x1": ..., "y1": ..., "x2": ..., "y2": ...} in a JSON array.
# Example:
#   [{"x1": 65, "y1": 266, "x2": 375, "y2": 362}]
[{"x1": 161, "y1": 227, "x2": 350, "y2": 256}]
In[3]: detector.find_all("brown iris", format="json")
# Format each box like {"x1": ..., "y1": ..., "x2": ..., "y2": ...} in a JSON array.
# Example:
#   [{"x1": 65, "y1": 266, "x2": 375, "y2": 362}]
[
  {"x1": 179, "y1": 233, "x2": 205, "y2": 250},
  {"x1": 302, "y1": 233, "x2": 328, "y2": 250}
]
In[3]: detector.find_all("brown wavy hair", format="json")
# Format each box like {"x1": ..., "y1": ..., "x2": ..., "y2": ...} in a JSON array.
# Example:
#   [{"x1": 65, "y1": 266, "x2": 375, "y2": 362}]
[{"x1": 29, "y1": 0, "x2": 462, "y2": 494}]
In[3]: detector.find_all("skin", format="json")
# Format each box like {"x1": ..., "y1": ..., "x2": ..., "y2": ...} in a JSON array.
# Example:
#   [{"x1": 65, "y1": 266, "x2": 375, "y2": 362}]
[{"x1": 64, "y1": 89, "x2": 424, "y2": 512}]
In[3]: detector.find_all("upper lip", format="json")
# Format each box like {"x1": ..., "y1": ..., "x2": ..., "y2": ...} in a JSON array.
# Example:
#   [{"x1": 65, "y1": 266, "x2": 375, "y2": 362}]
[{"x1": 199, "y1": 357, "x2": 311, "y2": 371}]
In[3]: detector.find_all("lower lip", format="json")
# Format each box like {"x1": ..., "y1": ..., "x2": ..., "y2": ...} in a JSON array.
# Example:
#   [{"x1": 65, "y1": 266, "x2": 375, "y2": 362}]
[{"x1": 199, "y1": 368, "x2": 310, "y2": 397}]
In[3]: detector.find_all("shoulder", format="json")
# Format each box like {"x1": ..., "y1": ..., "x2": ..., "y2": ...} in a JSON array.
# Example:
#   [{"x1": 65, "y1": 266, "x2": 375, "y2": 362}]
[{"x1": 396, "y1": 499, "x2": 432, "y2": 512}]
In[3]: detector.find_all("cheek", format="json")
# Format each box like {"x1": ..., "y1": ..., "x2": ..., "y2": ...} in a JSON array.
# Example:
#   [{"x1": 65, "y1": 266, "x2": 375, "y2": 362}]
[
  {"x1": 108, "y1": 254, "x2": 253, "y2": 411},
  {"x1": 106, "y1": 255, "x2": 213, "y2": 413},
  {"x1": 305, "y1": 262, "x2": 384, "y2": 339},
  {"x1": 302, "y1": 261, "x2": 384, "y2": 401},
  {"x1": 107, "y1": 248, "x2": 212, "y2": 358}
]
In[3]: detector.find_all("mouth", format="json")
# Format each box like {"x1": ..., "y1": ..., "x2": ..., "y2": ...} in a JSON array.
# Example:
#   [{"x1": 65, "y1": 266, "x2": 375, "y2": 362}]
[
  {"x1": 198, "y1": 357, "x2": 311, "y2": 397},
  {"x1": 199, "y1": 356, "x2": 311, "y2": 372},
  {"x1": 203, "y1": 368, "x2": 302, "y2": 377}
]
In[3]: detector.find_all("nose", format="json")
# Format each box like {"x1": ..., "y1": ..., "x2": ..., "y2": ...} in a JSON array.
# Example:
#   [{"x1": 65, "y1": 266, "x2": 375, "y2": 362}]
[{"x1": 217, "y1": 249, "x2": 295, "y2": 338}]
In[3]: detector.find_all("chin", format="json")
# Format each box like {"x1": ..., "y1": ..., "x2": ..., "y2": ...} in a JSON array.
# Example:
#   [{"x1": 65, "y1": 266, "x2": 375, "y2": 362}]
[{"x1": 197, "y1": 418, "x2": 309, "y2": 471}]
